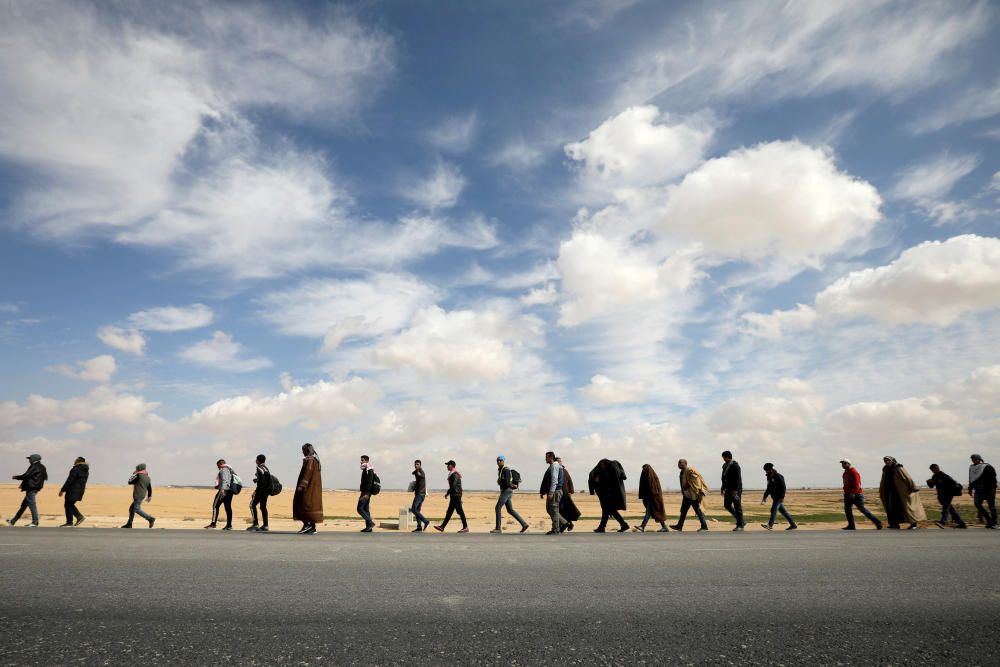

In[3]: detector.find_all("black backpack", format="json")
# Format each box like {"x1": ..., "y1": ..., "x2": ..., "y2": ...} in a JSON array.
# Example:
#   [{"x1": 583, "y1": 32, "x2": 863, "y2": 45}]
[
  {"x1": 954, "y1": 481, "x2": 963, "y2": 496},
  {"x1": 509, "y1": 468, "x2": 522, "y2": 490},
  {"x1": 269, "y1": 474, "x2": 282, "y2": 496},
  {"x1": 229, "y1": 470, "x2": 243, "y2": 495},
  {"x1": 371, "y1": 472, "x2": 381, "y2": 495}
]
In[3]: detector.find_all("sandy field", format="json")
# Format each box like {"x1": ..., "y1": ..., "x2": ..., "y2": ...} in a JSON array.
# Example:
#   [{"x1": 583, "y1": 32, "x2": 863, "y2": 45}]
[{"x1": 0, "y1": 483, "x2": 984, "y2": 532}]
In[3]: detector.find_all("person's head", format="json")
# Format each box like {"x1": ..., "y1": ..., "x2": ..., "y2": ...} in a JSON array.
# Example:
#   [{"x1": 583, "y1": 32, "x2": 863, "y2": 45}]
[
  {"x1": 555, "y1": 457, "x2": 563, "y2": 464},
  {"x1": 302, "y1": 443, "x2": 315, "y2": 456},
  {"x1": 972, "y1": 454, "x2": 984, "y2": 464},
  {"x1": 840, "y1": 459, "x2": 852, "y2": 470},
  {"x1": 677, "y1": 458, "x2": 688, "y2": 470},
  {"x1": 496, "y1": 454, "x2": 506, "y2": 468},
  {"x1": 642, "y1": 463, "x2": 652, "y2": 472},
  {"x1": 545, "y1": 451, "x2": 556, "y2": 464},
  {"x1": 74, "y1": 456, "x2": 86, "y2": 465},
  {"x1": 216, "y1": 459, "x2": 226, "y2": 468},
  {"x1": 136, "y1": 463, "x2": 147, "y2": 472},
  {"x1": 446, "y1": 459, "x2": 456, "y2": 471},
  {"x1": 361, "y1": 455, "x2": 370, "y2": 464},
  {"x1": 414, "y1": 459, "x2": 422, "y2": 470},
  {"x1": 929, "y1": 463, "x2": 940, "y2": 473},
  {"x1": 763, "y1": 462, "x2": 774, "y2": 475},
  {"x1": 256, "y1": 454, "x2": 266, "y2": 464},
  {"x1": 882, "y1": 456, "x2": 896, "y2": 466},
  {"x1": 26, "y1": 453, "x2": 41, "y2": 464},
  {"x1": 721, "y1": 450, "x2": 733, "y2": 462}
]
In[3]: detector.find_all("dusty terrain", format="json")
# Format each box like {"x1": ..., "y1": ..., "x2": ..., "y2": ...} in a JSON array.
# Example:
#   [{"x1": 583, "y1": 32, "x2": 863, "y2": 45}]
[{"x1": 0, "y1": 483, "x2": 983, "y2": 531}]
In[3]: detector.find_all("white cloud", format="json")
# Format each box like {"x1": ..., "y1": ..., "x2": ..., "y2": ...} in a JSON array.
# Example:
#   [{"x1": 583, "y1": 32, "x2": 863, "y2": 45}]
[
  {"x1": 521, "y1": 283, "x2": 559, "y2": 306},
  {"x1": 402, "y1": 162, "x2": 465, "y2": 210},
  {"x1": 425, "y1": 112, "x2": 478, "y2": 153},
  {"x1": 741, "y1": 304, "x2": 818, "y2": 340},
  {"x1": 50, "y1": 355, "x2": 118, "y2": 383},
  {"x1": 0, "y1": 387, "x2": 161, "y2": 430},
  {"x1": 491, "y1": 140, "x2": 546, "y2": 170},
  {"x1": 97, "y1": 326, "x2": 146, "y2": 356},
  {"x1": 371, "y1": 402, "x2": 484, "y2": 444},
  {"x1": 815, "y1": 235, "x2": 1000, "y2": 326},
  {"x1": 707, "y1": 394, "x2": 823, "y2": 434},
  {"x1": 890, "y1": 153, "x2": 979, "y2": 202},
  {"x1": 178, "y1": 331, "x2": 271, "y2": 372},
  {"x1": 66, "y1": 421, "x2": 94, "y2": 434},
  {"x1": 564, "y1": 105, "x2": 712, "y2": 192},
  {"x1": 910, "y1": 77, "x2": 1000, "y2": 134},
  {"x1": 127, "y1": 303, "x2": 214, "y2": 332},
  {"x1": 581, "y1": 374, "x2": 646, "y2": 405},
  {"x1": 827, "y1": 397, "x2": 960, "y2": 437}
]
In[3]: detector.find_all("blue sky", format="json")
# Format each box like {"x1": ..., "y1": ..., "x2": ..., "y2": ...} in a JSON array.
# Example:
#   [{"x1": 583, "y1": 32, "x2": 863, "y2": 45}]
[{"x1": 1, "y1": 0, "x2": 998, "y2": 490}]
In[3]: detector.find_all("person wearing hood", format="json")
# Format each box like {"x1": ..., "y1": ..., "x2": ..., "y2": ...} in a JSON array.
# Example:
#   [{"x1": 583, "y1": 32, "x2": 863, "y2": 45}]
[
  {"x1": 760, "y1": 463, "x2": 797, "y2": 531},
  {"x1": 879, "y1": 456, "x2": 926, "y2": 530},
  {"x1": 206, "y1": 459, "x2": 236, "y2": 530},
  {"x1": 58, "y1": 457, "x2": 89, "y2": 527},
  {"x1": 721, "y1": 451, "x2": 745, "y2": 532},
  {"x1": 927, "y1": 464, "x2": 967, "y2": 529},
  {"x1": 841, "y1": 459, "x2": 882, "y2": 530},
  {"x1": 358, "y1": 455, "x2": 377, "y2": 533},
  {"x1": 556, "y1": 457, "x2": 581, "y2": 532},
  {"x1": 670, "y1": 459, "x2": 709, "y2": 532},
  {"x1": 493, "y1": 454, "x2": 529, "y2": 534},
  {"x1": 121, "y1": 463, "x2": 154, "y2": 529},
  {"x1": 410, "y1": 460, "x2": 429, "y2": 532},
  {"x1": 248, "y1": 454, "x2": 271, "y2": 532},
  {"x1": 968, "y1": 454, "x2": 997, "y2": 529},
  {"x1": 588, "y1": 458, "x2": 629, "y2": 533},
  {"x1": 636, "y1": 464, "x2": 669, "y2": 533},
  {"x1": 293, "y1": 443, "x2": 323, "y2": 535},
  {"x1": 435, "y1": 460, "x2": 468, "y2": 533},
  {"x1": 6, "y1": 453, "x2": 48, "y2": 527}
]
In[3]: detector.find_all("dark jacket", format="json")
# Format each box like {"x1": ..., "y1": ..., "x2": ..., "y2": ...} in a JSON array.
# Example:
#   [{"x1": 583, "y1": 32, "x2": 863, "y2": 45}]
[
  {"x1": 971, "y1": 464, "x2": 997, "y2": 492},
  {"x1": 588, "y1": 459, "x2": 627, "y2": 511},
  {"x1": 446, "y1": 471, "x2": 463, "y2": 498},
  {"x1": 360, "y1": 467, "x2": 375, "y2": 494},
  {"x1": 60, "y1": 463, "x2": 89, "y2": 502},
  {"x1": 15, "y1": 462, "x2": 47, "y2": 492},
  {"x1": 927, "y1": 471, "x2": 960, "y2": 503},
  {"x1": 762, "y1": 472, "x2": 786, "y2": 502},
  {"x1": 721, "y1": 460, "x2": 743, "y2": 495},
  {"x1": 498, "y1": 466, "x2": 514, "y2": 491},
  {"x1": 253, "y1": 464, "x2": 271, "y2": 495},
  {"x1": 539, "y1": 464, "x2": 564, "y2": 495},
  {"x1": 128, "y1": 471, "x2": 152, "y2": 502},
  {"x1": 412, "y1": 469, "x2": 426, "y2": 495}
]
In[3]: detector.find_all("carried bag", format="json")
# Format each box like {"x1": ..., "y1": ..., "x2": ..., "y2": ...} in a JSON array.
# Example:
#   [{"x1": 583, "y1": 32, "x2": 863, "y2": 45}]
[
  {"x1": 954, "y1": 481, "x2": 964, "y2": 496},
  {"x1": 269, "y1": 474, "x2": 282, "y2": 496},
  {"x1": 509, "y1": 468, "x2": 522, "y2": 490},
  {"x1": 371, "y1": 472, "x2": 382, "y2": 495},
  {"x1": 230, "y1": 470, "x2": 243, "y2": 495}
]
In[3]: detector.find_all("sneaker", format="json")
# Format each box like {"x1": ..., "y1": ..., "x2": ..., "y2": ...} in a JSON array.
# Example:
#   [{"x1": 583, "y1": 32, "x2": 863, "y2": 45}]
[
  {"x1": 761, "y1": 523, "x2": 773, "y2": 531},
  {"x1": 361, "y1": 527, "x2": 373, "y2": 533},
  {"x1": 875, "y1": 523, "x2": 883, "y2": 530},
  {"x1": 412, "y1": 527, "x2": 423, "y2": 532},
  {"x1": 520, "y1": 524, "x2": 529, "y2": 533},
  {"x1": 148, "y1": 518, "x2": 156, "y2": 529},
  {"x1": 246, "y1": 524, "x2": 259, "y2": 531},
  {"x1": 434, "y1": 525, "x2": 445, "y2": 532},
  {"x1": 697, "y1": 526, "x2": 709, "y2": 532},
  {"x1": 786, "y1": 525, "x2": 798, "y2": 531},
  {"x1": 489, "y1": 529, "x2": 502, "y2": 534},
  {"x1": 204, "y1": 523, "x2": 217, "y2": 529},
  {"x1": 301, "y1": 525, "x2": 316, "y2": 535},
  {"x1": 26, "y1": 523, "x2": 37, "y2": 528},
  {"x1": 457, "y1": 527, "x2": 469, "y2": 533},
  {"x1": 120, "y1": 524, "x2": 132, "y2": 529},
  {"x1": 617, "y1": 525, "x2": 629, "y2": 533},
  {"x1": 4, "y1": 518, "x2": 14, "y2": 526},
  {"x1": 732, "y1": 525, "x2": 744, "y2": 532},
  {"x1": 593, "y1": 528, "x2": 606, "y2": 533},
  {"x1": 842, "y1": 526, "x2": 856, "y2": 530},
  {"x1": 907, "y1": 523, "x2": 918, "y2": 530},
  {"x1": 566, "y1": 522, "x2": 574, "y2": 532},
  {"x1": 545, "y1": 530, "x2": 559, "y2": 535},
  {"x1": 669, "y1": 524, "x2": 682, "y2": 531},
  {"x1": 59, "y1": 523, "x2": 73, "y2": 527},
  {"x1": 222, "y1": 525, "x2": 232, "y2": 531},
  {"x1": 75, "y1": 517, "x2": 85, "y2": 526},
  {"x1": 934, "y1": 521, "x2": 946, "y2": 529},
  {"x1": 258, "y1": 526, "x2": 269, "y2": 532},
  {"x1": 296, "y1": 524, "x2": 310, "y2": 534},
  {"x1": 657, "y1": 527, "x2": 670, "y2": 532},
  {"x1": 634, "y1": 525, "x2": 645, "y2": 533}
]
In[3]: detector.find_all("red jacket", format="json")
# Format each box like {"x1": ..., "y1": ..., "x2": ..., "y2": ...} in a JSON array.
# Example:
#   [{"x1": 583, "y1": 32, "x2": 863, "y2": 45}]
[{"x1": 843, "y1": 467, "x2": 863, "y2": 495}]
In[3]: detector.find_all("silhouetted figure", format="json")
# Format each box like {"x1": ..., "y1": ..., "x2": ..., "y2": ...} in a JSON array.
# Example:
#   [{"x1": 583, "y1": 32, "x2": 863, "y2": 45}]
[
  {"x1": 58, "y1": 457, "x2": 89, "y2": 527},
  {"x1": 589, "y1": 459, "x2": 628, "y2": 532},
  {"x1": 7, "y1": 453, "x2": 47, "y2": 527},
  {"x1": 636, "y1": 464, "x2": 669, "y2": 532},
  {"x1": 879, "y1": 456, "x2": 925, "y2": 529},
  {"x1": 927, "y1": 464, "x2": 966, "y2": 529},
  {"x1": 121, "y1": 463, "x2": 154, "y2": 529},
  {"x1": 293, "y1": 443, "x2": 323, "y2": 535},
  {"x1": 760, "y1": 463, "x2": 796, "y2": 531}
]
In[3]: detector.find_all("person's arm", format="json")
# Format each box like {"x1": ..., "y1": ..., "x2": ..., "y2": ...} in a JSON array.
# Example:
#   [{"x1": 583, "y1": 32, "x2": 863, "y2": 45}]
[
  {"x1": 298, "y1": 459, "x2": 314, "y2": 491},
  {"x1": 445, "y1": 474, "x2": 452, "y2": 498},
  {"x1": 762, "y1": 485, "x2": 770, "y2": 503},
  {"x1": 147, "y1": 479, "x2": 153, "y2": 501},
  {"x1": 60, "y1": 469, "x2": 75, "y2": 496},
  {"x1": 548, "y1": 462, "x2": 558, "y2": 495}
]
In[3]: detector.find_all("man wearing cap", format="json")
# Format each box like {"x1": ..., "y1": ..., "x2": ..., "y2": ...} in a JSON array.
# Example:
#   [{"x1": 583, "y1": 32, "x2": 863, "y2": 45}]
[
  {"x1": 6, "y1": 454, "x2": 48, "y2": 527},
  {"x1": 841, "y1": 459, "x2": 882, "y2": 530},
  {"x1": 435, "y1": 460, "x2": 468, "y2": 533},
  {"x1": 492, "y1": 455, "x2": 528, "y2": 534},
  {"x1": 721, "y1": 450, "x2": 745, "y2": 532},
  {"x1": 760, "y1": 463, "x2": 797, "y2": 531}
]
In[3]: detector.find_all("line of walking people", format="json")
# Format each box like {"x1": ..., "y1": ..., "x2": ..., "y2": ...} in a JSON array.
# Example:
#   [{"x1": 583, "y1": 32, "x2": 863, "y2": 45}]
[{"x1": 5, "y1": 446, "x2": 998, "y2": 533}]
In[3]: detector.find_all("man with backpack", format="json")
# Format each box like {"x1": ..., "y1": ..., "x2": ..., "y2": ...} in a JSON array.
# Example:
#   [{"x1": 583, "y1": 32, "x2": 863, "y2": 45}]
[
  {"x1": 248, "y1": 454, "x2": 273, "y2": 532},
  {"x1": 358, "y1": 455, "x2": 378, "y2": 532},
  {"x1": 927, "y1": 464, "x2": 967, "y2": 529},
  {"x1": 491, "y1": 455, "x2": 529, "y2": 534},
  {"x1": 206, "y1": 459, "x2": 238, "y2": 530},
  {"x1": 6, "y1": 453, "x2": 48, "y2": 527}
]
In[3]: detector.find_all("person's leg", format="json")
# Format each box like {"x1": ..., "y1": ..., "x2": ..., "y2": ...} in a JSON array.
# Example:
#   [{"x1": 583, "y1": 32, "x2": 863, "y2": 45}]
[
  {"x1": 612, "y1": 510, "x2": 628, "y2": 530},
  {"x1": 222, "y1": 491, "x2": 233, "y2": 528},
  {"x1": 494, "y1": 491, "x2": 507, "y2": 530},
  {"x1": 125, "y1": 500, "x2": 136, "y2": 526},
  {"x1": 505, "y1": 494, "x2": 528, "y2": 529},
  {"x1": 640, "y1": 499, "x2": 651, "y2": 530},
  {"x1": 440, "y1": 498, "x2": 455, "y2": 528},
  {"x1": 938, "y1": 499, "x2": 951, "y2": 525},
  {"x1": 843, "y1": 495, "x2": 856, "y2": 528},
  {"x1": 732, "y1": 493, "x2": 744, "y2": 527},
  {"x1": 693, "y1": 499, "x2": 708, "y2": 529},
  {"x1": 779, "y1": 503, "x2": 797, "y2": 528},
  {"x1": 675, "y1": 497, "x2": 691, "y2": 529},
  {"x1": 259, "y1": 494, "x2": 268, "y2": 528},
  {"x1": 724, "y1": 493, "x2": 736, "y2": 521},
  {"x1": 11, "y1": 493, "x2": 30, "y2": 523},
  {"x1": 987, "y1": 491, "x2": 998, "y2": 527},
  {"x1": 596, "y1": 509, "x2": 609, "y2": 531},
  {"x1": 72, "y1": 499, "x2": 84, "y2": 523},
  {"x1": 249, "y1": 494, "x2": 259, "y2": 526},
  {"x1": 364, "y1": 495, "x2": 374, "y2": 528},
  {"x1": 855, "y1": 494, "x2": 882, "y2": 527},
  {"x1": 64, "y1": 497, "x2": 74, "y2": 525},
  {"x1": 411, "y1": 494, "x2": 427, "y2": 527},
  {"x1": 768, "y1": 500, "x2": 780, "y2": 527},
  {"x1": 456, "y1": 498, "x2": 467, "y2": 528},
  {"x1": 134, "y1": 499, "x2": 154, "y2": 522},
  {"x1": 210, "y1": 491, "x2": 223, "y2": 525},
  {"x1": 26, "y1": 491, "x2": 38, "y2": 525},
  {"x1": 948, "y1": 503, "x2": 966, "y2": 527}
]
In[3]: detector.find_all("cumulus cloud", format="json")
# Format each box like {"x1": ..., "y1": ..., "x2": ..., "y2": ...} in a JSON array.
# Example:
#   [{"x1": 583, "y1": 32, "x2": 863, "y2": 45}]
[
  {"x1": 707, "y1": 394, "x2": 823, "y2": 434},
  {"x1": 66, "y1": 421, "x2": 94, "y2": 434},
  {"x1": 50, "y1": 355, "x2": 117, "y2": 383},
  {"x1": 827, "y1": 397, "x2": 960, "y2": 438},
  {"x1": 741, "y1": 304, "x2": 818, "y2": 340},
  {"x1": 0, "y1": 387, "x2": 161, "y2": 430},
  {"x1": 97, "y1": 326, "x2": 146, "y2": 356},
  {"x1": 581, "y1": 374, "x2": 646, "y2": 405},
  {"x1": 401, "y1": 162, "x2": 465, "y2": 210},
  {"x1": 178, "y1": 331, "x2": 271, "y2": 372},
  {"x1": 371, "y1": 402, "x2": 484, "y2": 444},
  {"x1": 127, "y1": 303, "x2": 214, "y2": 332}
]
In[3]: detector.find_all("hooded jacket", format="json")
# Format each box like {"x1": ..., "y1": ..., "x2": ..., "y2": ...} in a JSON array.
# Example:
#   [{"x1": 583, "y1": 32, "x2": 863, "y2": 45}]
[
  {"x1": 638, "y1": 465, "x2": 667, "y2": 522},
  {"x1": 15, "y1": 460, "x2": 47, "y2": 492},
  {"x1": 60, "y1": 462, "x2": 89, "y2": 502},
  {"x1": 128, "y1": 468, "x2": 152, "y2": 502},
  {"x1": 762, "y1": 472, "x2": 787, "y2": 502},
  {"x1": 588, "y1": 459, "x2": 627, "y2": 511}
]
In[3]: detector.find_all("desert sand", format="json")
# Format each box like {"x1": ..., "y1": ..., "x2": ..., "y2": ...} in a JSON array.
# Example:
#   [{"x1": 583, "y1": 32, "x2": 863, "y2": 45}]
[{"x1": 0, "y1": 484, "x2": 982, "y2": 532}]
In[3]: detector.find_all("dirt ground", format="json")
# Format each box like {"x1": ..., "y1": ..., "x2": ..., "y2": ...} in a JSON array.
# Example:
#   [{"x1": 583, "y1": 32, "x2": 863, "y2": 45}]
[{"x1": 0, "y1": 484, "x2": 986, "y2": 532}]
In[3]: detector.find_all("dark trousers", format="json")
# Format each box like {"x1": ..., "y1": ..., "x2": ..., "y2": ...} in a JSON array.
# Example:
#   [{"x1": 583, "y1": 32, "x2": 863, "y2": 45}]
[
  {"x1": 250, "y1": 492, "x2": 268, "y2": 526},
  {"x1": 938, "y1": 498, "x2": 966, "y2": 527},
  {"x1": 410, "y1": 493, "x2": 427, "y2": 526},
  {"x1": 597, "y1": 508, "x2": 628, "y2": 531},
  {"x1": 12, "y1": 490, "x2": 39, "y2": 525},
  {"x1": 724, "y1": 491, "x2": 744, "y2": 527},
  {"x1": 357, "y1": 493, "x2": 373, "y2": 528},
  {"x1": 64, "y1": 497, "x2": 84, "y2": 524},
  {"x1": 440, "y1": 496, "x2": 467, "y2": 528},
  {"x1": 974, "y1": 488, "x2": 997, "y2": 527},
  {"x1": 844, "y1": 493, "x2": 882, "y2": 528},
  {"x1": 768, "y1": 499, "x2": 796, "y2": 527},
  {"x1": 676, "y1": 496, "x2": 707, "y2": 529},
  {"x1": 212, "y1": 490, "x2": 233, "y2": 527}
]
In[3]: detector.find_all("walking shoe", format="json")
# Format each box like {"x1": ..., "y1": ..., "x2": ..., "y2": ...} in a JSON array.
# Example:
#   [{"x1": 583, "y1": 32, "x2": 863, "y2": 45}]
[
  {"x1": 732, "y1": 525, "x2": 744, "y2": 532},
  {"x1": 59, "y1": 523, "x2": 73, "y2": 527},
  {"x1": 956, "y1": 524, "x2": 968, "y2": 529},
  {"x1": 296, "y1": 523, "x2": 310, "y2": 534},
  {"x1": 120, "y1": 523, "x2": 132, "y2": 528},
  {"x1": 412, "y1": 527, "x2": 423, "y2": 532},
  {"x1": 434, "y1": 525, "x2": 445, "y2": 532},
  {"x1": 26, "y1": 523, "x2": 37, "y2": 528},
  {"x1": 545, "y1": 530, "x2": 559, "y2": 535},
  {"x1": 301, "y1": 525, "x2": 317, "y2": 535},
  {"x1": 697, "y1": 526, "x2": 709, "y2": 532},
  {"x1": 907, "y1": 523, "x2": 918, "y2": 530},
  {"x1": 593, "y1": 528, "x2": 606, "y2": 533},
  {"x1": 786, "y1": 525, "x2": 798, "y2": 531},
  {"x1": 657, "y1": 527, "x2": 670, "y2": 532},
  {"x1": 361, "y1": 527, "x2": 373, "y2": 533},
  {"x1": 761, "y1": 523, "x2": 773, "y2": 531},
  {"x1": 617, "y1": 525, "x2": 629, "y2": 532},
  {"x1": 222, "y1": 525, "x2": 232, "y2": 531},
  {"x1": 559, "y1": 523, "x2": 568, "y2": 533},
  {"x1": 841, "y1": 526, "x2": 856, "y2": 530},
  {"x1": 934, "y1": 521, "x2": 946, "y2": 529},
  {"x1": 246, "y1": 524, "x2": 259, "y2": 531},
  {"x1": 204, "y1": 523, "x2": 217, "y2": 529},
  {"x1": 5, "y1": 518, "x2": 14, "y2": 526},
  {"x1": 520, "y1": 524, "x2": 529, "y2": 533},
  {"x1": 669, "y1": 524, "x2": 682, "y2": 531},
  {"x1": 634, "y1": 525, "x2": 645, "y2": 533},
  {"x1": 258, "y1": 526, "x2": 269, "y2": 532},
  {"x1": 489, "y1": 529, "x2": 502, "y2": 534},
  {"x1": 423, "y1": 520, "x2": 431, "y2": 531},
  {"x1": 75, "y1": 516, "x2": 85, "y2": 526},
  {"x1": 148, "y1": 518, "x2": 155, "y2": 528},
  {"x1": 457, "y1": 527, "x2": 469, "y2": 533},
  {"x1": 875, "y1": 523, "x2": 883, "y2": 530},
  {"x1": 566, "y1": 522, "x2": 574, "y2": 532}
]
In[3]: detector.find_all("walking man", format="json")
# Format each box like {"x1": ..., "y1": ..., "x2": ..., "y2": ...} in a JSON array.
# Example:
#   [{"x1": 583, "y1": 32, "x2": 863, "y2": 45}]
[
  {"x1": 410, "y1": 460, "x2": 429, "y2": 532},
  {"x1": 58, "y1": 456, "x2": 90, "y2": 527},
  {"x1": 492, "y1": 455, "x2": 528, "y2": 534},
  {"x1": 540, "y1": 451, "x2": 568, "y2": 535},
  {"x1": 670, "y1": 459, "x2": 709, "y2": 531},
  {"x1": 841, "y1": 459, "x2": 882, "y2": 530},
  {"x1": 206, "y1": 459, "x2": 235, "y2": 530},
  {"x1": 121, "y1": 463, "x2": 155, "y2": 528},
  {"x1": 636, "y1": 464, "x2": 670, "y2": 532},
  {"x1": 248, "y1": 454, "x2": 271, "y2": 532},
  {"x1": 588, "y1": 459, "x2": 629, "y2": 532},
  {"x1": 760, "y1": 463, "x2": 797, "y2": 531},
  {"x1": 721, "y1": 451, "x2": 745, "y2": 532},
  {"x1": 358, "y1": 455, "x2": 376, "y2": 532},
  {"x1": 6, "y1": 453, "x2": 47, "y2": 527},
  {"x1": 927, "y1": 464, "x2": 967, "y2": 529},
  {"x1": 969, "y1": 454, "x2": 997, "y2": 529},
  {"x1": 435, "y1": 460, "x2": 468, "y2": 533},
  {"x1": 555, "y1": 457, "x2": 581, "y2": 532}
]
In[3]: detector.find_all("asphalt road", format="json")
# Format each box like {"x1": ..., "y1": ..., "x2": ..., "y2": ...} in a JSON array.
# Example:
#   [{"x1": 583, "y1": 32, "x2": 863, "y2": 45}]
[{"x1": 0, "y1": 528, "x2": 997, "y2": 666}]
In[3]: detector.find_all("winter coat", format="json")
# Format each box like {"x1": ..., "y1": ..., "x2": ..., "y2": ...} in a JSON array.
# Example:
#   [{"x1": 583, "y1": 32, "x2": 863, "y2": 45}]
[
  {"x1": 446, "y1": 471, "x2": 463, "y2": 498},
  {"x1": 680, "y1": 467, "x2": 709, "y2": 502},
  {"x1": 721, "y1": 460, "x2": 743, "y2": 495},
  {"x1": 588, "y1": 459, "x2": 627, "y2": 511},
  {"x1": 762, "y1": 472, "x2": 787, "y2": 502},
  {"x1": 879, "y1": 461, "x2": 927, "y2": 523},
  {"x1": 293, "y1": 456, "x2": 324, "y2": 523},
  {"x1": 60, "y1": 463, "x2": 89, "y2": 502},
  {"x1": 15, "y1": 462, "x2": 47, "y2": 492},
  {"x1": 253, "y1": 464, "x2": 271, "y2": 495},
  {"x1": 360, "y1": 467, "x2": 376, "y2": 494},
  {"x1": 128, "y1": 470, "x2": 152, "y2": 502},
  {"x1": 926, "y1": 471, "x2": 961, "y2": 503},
  {"x1": 638, "y1": 465, "x2": 667, "y2": 522},
  {"x1": 562, "y1": 468, "x2": 576, "y2": 495}
]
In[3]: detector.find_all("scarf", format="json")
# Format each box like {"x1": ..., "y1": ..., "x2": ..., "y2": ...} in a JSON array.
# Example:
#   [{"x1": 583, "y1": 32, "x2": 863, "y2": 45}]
[
  {"x1": 361, "y1": 462, "x2": 375, "y2": 472},
  {"x1": 970, "y1": 462, "x2": 988, "y2": 485}
]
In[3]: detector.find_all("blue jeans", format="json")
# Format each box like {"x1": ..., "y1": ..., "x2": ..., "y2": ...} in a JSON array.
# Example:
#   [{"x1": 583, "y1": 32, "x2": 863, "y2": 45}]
[
  {"x1": 676, "y1": 496, "x2": 707, "y2": 529},
  {"x1": 357, "y1": 493, "x2": 373, "y2": 528},
  {"x1": 939, "y1": 498, "x2": 966, "y2": 527},
  {"x1": 12, "y1": 490, "x2": 39, "y2": 524},
  {"x1": 128, "y1": 499, "x2": 154, "y2": 524},
  {"x1": 844, "y1": 493, "x2": 882, "y2": 528},
  {"x1": 410, "y1": 493, "x2": 427, "y2": 526},
  {"x1": 495, "y1": 489, "x2": 528, "y2": 529},
  {"x1": 768, "y1": 499, "x2": 797, "y2": 527},
  {"x1": 974, "y1": 488, "x2": 997, "y2": 527},
  {"x1": 724, "y1": 491, "x2": 744, "y2": 527}
]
